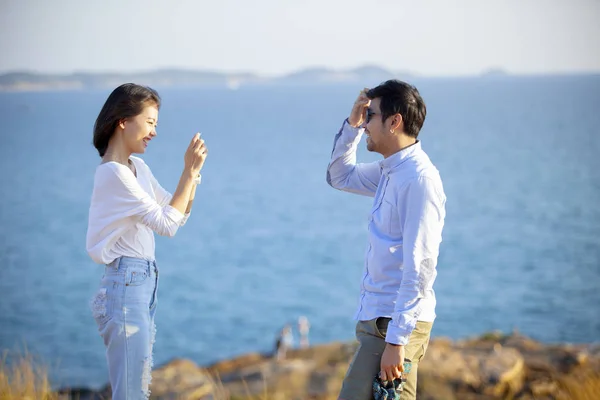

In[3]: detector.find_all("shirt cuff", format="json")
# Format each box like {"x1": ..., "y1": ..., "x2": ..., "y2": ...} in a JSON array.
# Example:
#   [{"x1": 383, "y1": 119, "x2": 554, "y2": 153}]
[
  {"x1": 341, "y1": 119, "x2": 364, "y2": 145},
  {"x1": 385, "y1": 323, "x2": 413, "y2": 346},
  {"x1": 342, "y1": 118, "x2": 362, "y2": 135},
  {"x1": 330, "y1": 119, "x2": 363, "y2": 157}
]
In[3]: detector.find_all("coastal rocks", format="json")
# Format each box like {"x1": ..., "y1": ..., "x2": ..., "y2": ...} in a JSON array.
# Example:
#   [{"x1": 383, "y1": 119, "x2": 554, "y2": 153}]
[
  {"x1": 150, "y1": 359, "x2": 219, "y2": 400},
  {"x1": 205, "y1": 333, "x2": 599, "y2": 400},
  {"x1": 58, "y1": 359, "x2": 219, "y2": 400},
  {"x1": 417, "y1": 332, "x2": 599, "y2": 400},
  {"x1": 57, "y1": 333, "x2": 600, "y2": 399},
  {"x1": 209, "y1": 342, "x2": 355, "y2": 399},
  {"x1": 206, "y1": 338, "x2": 532, "y2": 399},
  {"x1": 419, "y1": 340, "x2": 525, "y2": 397}
]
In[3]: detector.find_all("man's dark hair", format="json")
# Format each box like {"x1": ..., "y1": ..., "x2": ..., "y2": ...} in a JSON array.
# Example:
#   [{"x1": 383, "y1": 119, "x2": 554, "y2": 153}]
[
  {"x1": 367, "y1": 80, "x2": 426, "y2": 138},
  {"x1": 93, "y1": 83, "x2": 161, "y2": 157}
]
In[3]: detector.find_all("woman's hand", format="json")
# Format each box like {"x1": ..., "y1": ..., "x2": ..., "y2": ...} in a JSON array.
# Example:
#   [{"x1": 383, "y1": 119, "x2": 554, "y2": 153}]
[{"x1": 184, "y1": 133, "x2": 208, "y2": 175}]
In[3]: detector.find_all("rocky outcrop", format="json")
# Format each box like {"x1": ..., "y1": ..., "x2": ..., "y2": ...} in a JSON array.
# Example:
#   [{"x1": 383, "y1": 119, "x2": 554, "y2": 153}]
[
  {"x1": 150, "y1": 359, "x2": 219, "y2": 400},
  {"x1": 58, "y1": 332, "x2": 600, "y2": 400}
]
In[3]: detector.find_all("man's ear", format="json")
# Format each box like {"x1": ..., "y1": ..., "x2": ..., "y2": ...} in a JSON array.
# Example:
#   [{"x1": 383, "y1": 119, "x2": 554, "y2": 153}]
[{"x1": 390, "y1": 114, "x2": 403, "y2": 133}]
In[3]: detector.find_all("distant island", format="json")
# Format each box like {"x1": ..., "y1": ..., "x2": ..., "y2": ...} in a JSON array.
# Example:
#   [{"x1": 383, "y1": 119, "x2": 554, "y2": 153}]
[
  {"x1": 1, "y1": 66, "x2": 596, "y2": 92},
  {"x1": 0, "y1": 65, "x2": 414, "y2": 92}
]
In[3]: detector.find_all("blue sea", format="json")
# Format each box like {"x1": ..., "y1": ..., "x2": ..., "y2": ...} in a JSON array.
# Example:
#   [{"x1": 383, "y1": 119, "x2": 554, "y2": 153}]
[{"x1": 0, "y1": 76, "x2": 599, "y2": 389}]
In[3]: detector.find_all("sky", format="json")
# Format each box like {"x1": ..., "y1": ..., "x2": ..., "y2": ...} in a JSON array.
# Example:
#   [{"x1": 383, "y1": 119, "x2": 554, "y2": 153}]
[{"x1": 1, "y1": 0, "x2": 599, "y2": 77}]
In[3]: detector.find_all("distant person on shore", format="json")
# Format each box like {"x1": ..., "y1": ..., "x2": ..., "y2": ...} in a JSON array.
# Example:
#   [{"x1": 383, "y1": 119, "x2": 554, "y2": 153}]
[
  {"x1": 326, "y1": 80, "x2": 446, "y2": 400},
  {"x1": 298, "y1": 316, "x2": 310, "y2": 349},
  {"x1": 86, "y1": 83, "x2": 208, "y2": 400},
  {"x1": 274, "y1": 324, "x2": 294, "y2": 361}
]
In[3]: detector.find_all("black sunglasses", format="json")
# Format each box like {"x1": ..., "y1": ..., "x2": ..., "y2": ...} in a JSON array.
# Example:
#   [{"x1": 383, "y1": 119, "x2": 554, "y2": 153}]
[{"x1": 365, "y1": 108, "x2": 380, "y2": 124}]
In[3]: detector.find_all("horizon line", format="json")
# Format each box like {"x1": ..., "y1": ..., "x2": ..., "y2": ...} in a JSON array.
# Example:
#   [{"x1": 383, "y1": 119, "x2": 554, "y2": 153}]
[{"x1": 1, "y1": 64, "x2": 599, "y2": 79}]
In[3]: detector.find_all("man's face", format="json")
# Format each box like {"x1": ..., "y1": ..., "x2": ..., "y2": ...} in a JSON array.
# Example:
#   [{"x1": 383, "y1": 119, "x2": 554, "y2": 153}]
[{"x1": 364, "y1": 97, "x2": 388, "y2": 154}]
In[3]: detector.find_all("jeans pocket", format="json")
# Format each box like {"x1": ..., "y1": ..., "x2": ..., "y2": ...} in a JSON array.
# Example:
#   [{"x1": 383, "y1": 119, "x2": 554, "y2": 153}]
[{"x1": 126, "y1": 266, "x2": 149, "y2": 286}]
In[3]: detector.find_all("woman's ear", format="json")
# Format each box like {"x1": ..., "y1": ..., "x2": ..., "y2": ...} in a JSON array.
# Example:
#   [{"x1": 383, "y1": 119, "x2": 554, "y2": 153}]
[{"x1": 118, "y1": 119, "x2": 126, "y2": 130}]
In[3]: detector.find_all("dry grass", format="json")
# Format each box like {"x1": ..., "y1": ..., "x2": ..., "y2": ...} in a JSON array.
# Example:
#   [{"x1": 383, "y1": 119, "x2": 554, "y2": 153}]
[
  {"x1": 0, "y1": 352, "x2": 58, "y2": 400},
  {"x1": 557, "y1": 369, "x2": 600, "y2": 400}
]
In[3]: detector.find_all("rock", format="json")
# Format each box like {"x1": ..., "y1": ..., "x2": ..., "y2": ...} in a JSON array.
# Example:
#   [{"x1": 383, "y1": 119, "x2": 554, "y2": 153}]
[
  {"x1": 150, "y1": 359, "x2": 219, "y2": 400},
  {"x1": 501, "y1": 333, "x2": 544, "y2": 352},
  {"x1": 220, "y1": 358, "x2": 317, "y2": 398},
  {"x1": 529, "y1": 379, "x2": 558, "y2": 397},
  {"x1": 417, "y1": 374, "x2": 457, "y2": 400},
  {"x1": 419, "y1": 338, "x2": 525, "y2": 396},
  {"x1": 480, "y1": 346, "x2": 525, "y2": 397},
  {"x1": 54, "y1": 332, "x2": 600, "y2": 400},
  {"x1": 208, "y1": 352, "x2": 266, "y2": 376}
]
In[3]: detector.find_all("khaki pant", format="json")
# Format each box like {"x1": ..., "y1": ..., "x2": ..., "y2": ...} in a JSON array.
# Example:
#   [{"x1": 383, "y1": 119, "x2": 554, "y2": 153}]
[{"x1": 339, "y1": 318, "x2": 433, "y2": 400}]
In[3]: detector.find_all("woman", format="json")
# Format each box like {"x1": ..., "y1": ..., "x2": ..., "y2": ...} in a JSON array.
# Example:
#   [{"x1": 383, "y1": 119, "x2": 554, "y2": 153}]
[{"x1": 86, "y1": 83, "x2": 207, "y2": 399}]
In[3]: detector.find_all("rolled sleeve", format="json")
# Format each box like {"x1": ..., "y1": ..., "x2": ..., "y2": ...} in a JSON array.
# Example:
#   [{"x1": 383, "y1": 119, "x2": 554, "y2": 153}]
[
  {"x1": 326, "y1": 119, "x2": 381, "y2": 197},
  {"x1": 179, "y1": 212, "x2": 191, "y2": 226},
  {"x1": 102, "y1": 164, "x2": 185, "y2": 237},
  {"x1": 386, "y1": 317, "x2": 418, "y2": 345}
]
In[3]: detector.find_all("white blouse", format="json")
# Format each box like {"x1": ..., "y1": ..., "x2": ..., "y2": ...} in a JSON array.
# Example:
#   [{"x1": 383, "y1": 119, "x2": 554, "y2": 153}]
[{"x1": 86, "y1": 156, "x2": 189, "y2": 264}]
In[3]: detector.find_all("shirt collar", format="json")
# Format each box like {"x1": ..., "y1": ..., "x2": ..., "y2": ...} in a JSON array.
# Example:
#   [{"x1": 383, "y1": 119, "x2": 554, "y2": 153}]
[{"x1": 379, "y1": 141, "x2": 421, "y2": 173}]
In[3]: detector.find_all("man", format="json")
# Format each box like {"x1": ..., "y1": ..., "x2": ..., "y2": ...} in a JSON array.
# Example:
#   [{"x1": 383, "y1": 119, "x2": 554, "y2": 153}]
[{"x1": 326, "y1": 80, "x2": 446, "y2": 400}]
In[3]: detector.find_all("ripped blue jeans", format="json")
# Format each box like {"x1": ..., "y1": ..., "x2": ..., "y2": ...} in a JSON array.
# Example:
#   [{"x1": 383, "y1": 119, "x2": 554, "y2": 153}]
[{"x1": 91, "y1": 256, "x2": 159, "y2": 400}]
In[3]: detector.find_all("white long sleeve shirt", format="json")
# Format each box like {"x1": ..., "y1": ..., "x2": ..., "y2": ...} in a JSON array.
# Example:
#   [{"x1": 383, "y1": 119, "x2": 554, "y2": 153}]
[
  {"x1": 327, "y1": 120, "x2": 446, "y2": 345},
  {"x1": 86, "y1": 156, "x2": 189, "y2": 265}
]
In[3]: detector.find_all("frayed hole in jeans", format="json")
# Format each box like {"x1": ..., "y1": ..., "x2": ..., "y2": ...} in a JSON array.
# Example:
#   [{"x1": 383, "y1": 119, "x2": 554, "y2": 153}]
[
  {"x1": 142, "y1": 322, "x2": 157, "y2": 399},
  {"x1": 90, "y1": 288, "x2": 107, "y2": 321},
  {"x1": 142, "y1": 355, "x2": 152, "y2": 399},
  {"x1": 150, "y1": 322, "x2": 157, "y2": 346}
]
